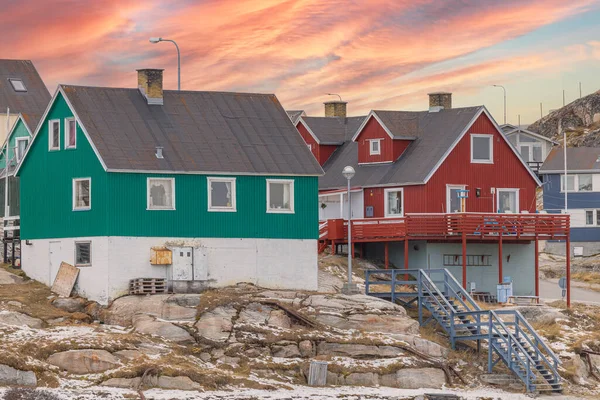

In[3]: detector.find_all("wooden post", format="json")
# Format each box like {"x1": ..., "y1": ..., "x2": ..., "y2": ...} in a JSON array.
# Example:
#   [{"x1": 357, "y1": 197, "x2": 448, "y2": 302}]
[
  {"x1": 498, "y1": 233, "x2": 503, "y2": 284},
  {"x1": 331, "y1": 240, "x2": 335, "y2": 255},
  {"x1": 534, "y1": 236, "x2": 539, "y2": 300},
  {"x1": 566, "y1": 234, "x2": 571, "y2": 308},
  {"x1": 358, "y1": 243, "x2": 363, "y2": 258},
  {"x1": 461, "y1": 232, "x2": 467, "y2": 288},
  {"x1": 404, "y1": 238, "x2": 409, "y2": 280},
  {"x1": 384, "y1": 242, "x2": 389, "y2": 269},
  {"x1": 351, "y1": 242, "x2": 355, "y2": 259}
]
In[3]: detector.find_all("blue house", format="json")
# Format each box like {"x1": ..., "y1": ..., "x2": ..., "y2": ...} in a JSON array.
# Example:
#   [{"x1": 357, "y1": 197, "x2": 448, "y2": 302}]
[{"x1": 540, "y1": 147, "x2": 600, "y2": 255}]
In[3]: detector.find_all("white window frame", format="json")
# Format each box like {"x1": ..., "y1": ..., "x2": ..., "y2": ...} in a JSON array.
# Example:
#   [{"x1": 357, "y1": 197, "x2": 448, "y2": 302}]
[
  {"x1": 496, "y1": 188, "x2": 520, "y2": 214},
  {"x1": 74, "y1": 241, "x2": 92, "y2": 267},
  {"x1": 470, "y1": 134, "x2": 493, "y2": 164},
  {"x1": 64, "y1": 117, "x2": 77, "y2": 149},
  {"x1": 266, "y1": 179, "x2": 294, "y2": 214},
  {"x1": 147, "y1": 177, "x2": 176, "y2": 210},
  {"x1": 369, "y1": 139, "x2": 382, "y2": 155},
  {"x1": 48, "y1": 119, "x2": 60, "y2": 151},
  {"x1": 384, "y1": 188, "x2": 404, "y2": 217},
  {"x1": 15, "y1": 137, "x2": 29, "y2": 162},
  {"x1": 72, "y1": 178, "x2": 91, "y2": 211},
  {"x1": 207, "y1": 177, "x2": 236, "y2": 212},
  {"x1": 561, "y1": 174, "x2": 595, "y2": 193},
  {"x1": 8, "y1": 78, "x2": 26, "y2": 92},
  {"x1": 585, "y1": 210, "x2": 595, "y2": 226},
  {"x1": 446, "y1": 184, "x2": 467, "y2": 213}
]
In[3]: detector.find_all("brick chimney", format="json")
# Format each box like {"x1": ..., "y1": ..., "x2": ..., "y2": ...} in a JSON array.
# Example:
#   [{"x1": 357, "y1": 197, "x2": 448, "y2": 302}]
[
  {"x1": 428, "y1": 92, "x2": 452, "y2": 112},
  {"x1": 324, "y1": 101, "x2": 347, "y2": 118},
  {"x1": 137, "y1": 69, "x2": 164, "y2": 105}
]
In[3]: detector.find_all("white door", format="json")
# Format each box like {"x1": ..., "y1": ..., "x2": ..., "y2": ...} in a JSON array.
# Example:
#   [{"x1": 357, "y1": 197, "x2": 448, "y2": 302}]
[
  {"x1": 446, "y1": 185, "x2": 466, "y2": 213},
  {"x1": 49, "y1": 241, "x2": 62, "y2": 285},
  {"x1": 497, "y1": 189, "x2": 519, "y2": 213},
  {"x1": 172, "y1": 247, "x2": 193, "y2": 281}
]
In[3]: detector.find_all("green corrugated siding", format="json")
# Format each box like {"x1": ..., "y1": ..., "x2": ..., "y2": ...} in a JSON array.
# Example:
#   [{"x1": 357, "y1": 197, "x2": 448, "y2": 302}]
[{"x1": 19, "y1": 92, "x2": 319, "y2": 240}]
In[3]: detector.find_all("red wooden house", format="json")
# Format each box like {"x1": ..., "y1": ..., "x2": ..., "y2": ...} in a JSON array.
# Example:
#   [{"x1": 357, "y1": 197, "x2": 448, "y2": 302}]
[{"x1": 292, "y1": 93, "x2": 571, "y2": 303}]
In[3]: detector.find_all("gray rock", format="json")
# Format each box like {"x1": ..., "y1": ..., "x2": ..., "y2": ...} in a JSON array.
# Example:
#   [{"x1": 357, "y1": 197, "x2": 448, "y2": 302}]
[
  {"x1": 380, "y1": 373, "x2": 397, "y2": 387},
  {"x1": 317, "y1": 342, "x2": 400, "y2": 358},
  {"x1": 47, "y1": 317, "x2": 66, "y2": 326},
  {"x1": 299, "y1": 340, "x2": 315, "y2": 357},
  {"x1": 6, "y1": 301, "x2": 23, "y2": 308},
  {"x1": 512, "y1": 306, "x2": 564, "y2": 325},
  {"x1": 52, "y1": 297, "x2": 87, "y2": 313},
  {"x1": 326, "y1": 371, "x2": 341, "y2": 385},
  {"x1": 211, "y1": 348, "x2": 225, "y2": 359},
  {"x1": 101, "y1": 377, "x2": 142, "y2": 389},
  {"x1": 344, "y1": 372, "x2": 379, "y2": 386},
  {"x1": 314, "y1": 313, "x2": 419, "y2": 335},
  {"x1": 169, "y1": 294, "x2": 201, "y2": 308},
  {"x1": 195, "y1": 306, "x2": 237, "y2": 342},
  {"x1": 199, "y1": 352, "x2": 212, "y2": 362},
  {"x1": 217, "y1": 356, "x2": 240, "y2": 368},
  {"x1": 390, "y1": 334, "x2": 448, "y2": 358},
  {"x1": 590, "y1": 354, "x2": 600, "y2": 374},
  {"x1": 267, "y1": 309, "x2": 291, "y2": 329},
  {"x1": 237, "y1": 302, "x2": 273, "y2": 326},
  {"x1": 47, "y1": 349, "x2": 120, "y2": 374},
  {"x1": 0, "y1": 311, "x2": 43, "y2": 328},
  {"x1": 103, "y1": 295, "x2": 198, "y2": 326},
  {"x1": 102, "y1": 375, "x2": 201, "y2": 390},
  {"x1": 0, "y1": 364, "x2": 37, "y2": 386},
  {"x1": 157, "y1": 375, "x2": 201, "y2": 390},
  {"x1": 132, "y1": 314, "x2": 194, "y2": 343},
  {"x1": 394, "y1": 368, "x2": 446, "y2": 389},
  {"x1": 272, "y1": 344, "x2": 301, "y2": 358},
  {"x1": 113, "y1": 349, "x2": 144, "y2": 362}
]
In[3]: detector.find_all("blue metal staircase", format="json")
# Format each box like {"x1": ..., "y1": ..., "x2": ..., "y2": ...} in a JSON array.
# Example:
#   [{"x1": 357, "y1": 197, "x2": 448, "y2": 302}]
[{"x1": 365, "y1": 268, "x2": 562, "y2": 393}]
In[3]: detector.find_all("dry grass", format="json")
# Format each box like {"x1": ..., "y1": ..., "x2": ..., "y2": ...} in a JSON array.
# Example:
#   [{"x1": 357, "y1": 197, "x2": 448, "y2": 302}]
[
  {"x1": 572, "y1": 271, "x2": 600, "y2": 285},
  {"x1": 531, "y1": 321, "x2": 562, "y2": 341},
  {"x1": 419, "y1": 325, "x2": 449, "y2": 347}
]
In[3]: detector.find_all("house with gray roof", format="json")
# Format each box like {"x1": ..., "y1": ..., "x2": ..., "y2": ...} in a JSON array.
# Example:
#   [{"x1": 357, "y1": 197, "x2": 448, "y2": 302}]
[
  {"x1": 16, "y1": 68, "x2": 322, "y2": 304},
  {"x1": 500, "y1": 124, "x2": 557, "y2": 173}
]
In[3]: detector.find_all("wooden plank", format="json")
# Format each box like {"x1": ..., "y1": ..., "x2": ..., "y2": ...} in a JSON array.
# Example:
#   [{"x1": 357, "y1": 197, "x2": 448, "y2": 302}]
[{"x1": 51, "y1": 262, "x2": 79, "y2": 297}]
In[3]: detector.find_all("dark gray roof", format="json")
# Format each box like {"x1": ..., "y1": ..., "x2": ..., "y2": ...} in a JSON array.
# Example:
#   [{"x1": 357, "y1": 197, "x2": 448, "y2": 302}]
[
  {"x1": 0, "y1": 60, "x2": 50, "y2": 130},
  {"x1": 319, "y1": 107, "x2": 482, "y2": 190},
  {"x1": 286, "y1": 110, "x2": 304, "y2": 124},
  {"x1": 540, "y1": 147, "x2": 600, "y2": 173},
  {"x1": 301, "y1": 116, "x2": 366, "y2": 145},
  {"x1": 61, "y1": 85, "x2": 323, "y2": 175}
]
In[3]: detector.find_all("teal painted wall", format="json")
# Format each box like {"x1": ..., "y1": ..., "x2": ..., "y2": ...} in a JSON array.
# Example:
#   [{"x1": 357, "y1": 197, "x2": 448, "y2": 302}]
[
  {"x1": 0, "y1": 119, "x2": 31, "y2": 169},
  {"x1": 19, "y1": 92, "x2": 319, "y2": 240}
]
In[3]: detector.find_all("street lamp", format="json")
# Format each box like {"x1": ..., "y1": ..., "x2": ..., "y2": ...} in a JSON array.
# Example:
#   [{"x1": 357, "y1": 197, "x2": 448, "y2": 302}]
[
  {"x1": 493, "y1": 85, "x2": 506, "y2": 125},
  {"x1": 341, "y1": 166, "x2": 359, "y2": 295},
  {"x1": 149, "y1": 37, "x2": 181, "y2": 91}
]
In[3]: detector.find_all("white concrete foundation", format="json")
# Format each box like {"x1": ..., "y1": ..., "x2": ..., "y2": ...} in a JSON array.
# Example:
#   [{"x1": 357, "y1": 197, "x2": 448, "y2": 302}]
[{"x1": 22, "y1": 237, "x2": 318, "y2": 305}]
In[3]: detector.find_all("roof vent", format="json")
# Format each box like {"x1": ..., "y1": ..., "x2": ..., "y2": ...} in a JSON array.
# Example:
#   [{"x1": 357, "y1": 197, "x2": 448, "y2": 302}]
[{"x1": 155, "y1": 146, "x2": 164, "y2": 159}]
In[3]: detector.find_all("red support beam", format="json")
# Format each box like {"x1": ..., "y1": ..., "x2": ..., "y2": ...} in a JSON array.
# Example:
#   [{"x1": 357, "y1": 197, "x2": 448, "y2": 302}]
[
  {"x1": 534, "y1": 236, "x2": 539, "y2": 300},
  {"x1": 384, "y1": 242, "x2": 389, "y2": 269},
  {"x1": 351, "y1": 242, "x2": 355, "y2": 259},
  {"x1": 461, "y1": 232, "x2": 467, "y2": 288},
  {"x1": 331, "y1": 241, "x2": 335, "y2": 255},
  {"x1": 358, "y1": 243, "x2": 363, "y2": 259},
  {"x1": 404, "y1": 239, "x2": 409, "y2": 269},
  {"x1": 566, "y1": 234, "x2": 571, "y2": 308},
  {"x1": 498, "y1": 233, "x2": 503, "y2": 284}
]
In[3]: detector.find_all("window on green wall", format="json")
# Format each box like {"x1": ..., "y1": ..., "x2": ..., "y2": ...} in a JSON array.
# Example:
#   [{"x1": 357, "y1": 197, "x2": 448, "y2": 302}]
[
  {"x1": 48, "y1": 120, "x2": 60, "y2": 150},
  {"x1": 65, "y1": 118, "x2": 77, "y2": 149},
  {"x1": 266, "y1": 179, "x2": 294, "y2": 213},
  {"x1": 147, "y1": 178, "x2": 175, "y2": 210},
  {"x1": 73, "y1": 178, "x2": 91, "y2": 211},
  {"x1": 15, "y1": 137, "x2": 29, "y2": 162},
  {"x1": 208, "y1": 177, "x2": 236, "y2": 212}
]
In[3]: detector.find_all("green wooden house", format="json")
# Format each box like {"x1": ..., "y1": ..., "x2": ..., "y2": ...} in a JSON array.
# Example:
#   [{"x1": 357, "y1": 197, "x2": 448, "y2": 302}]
[{"x1": 16, "y1": 69, "x2": 322, "y2": 304}]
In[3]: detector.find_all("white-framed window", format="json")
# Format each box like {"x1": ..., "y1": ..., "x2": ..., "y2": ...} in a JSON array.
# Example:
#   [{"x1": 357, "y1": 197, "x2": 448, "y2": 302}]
[
  {"x1": 65, "y1": 117, "x2": 77, "y2": 149},
  {"x1": 8, "y1": 78, "x2": 26, "y2": 92},
  {"x1": 561, "y1": 174, "x2": 594, "y2": 192},
  {"x1": 470, "y1": 134, "x2": 493, "y2": 163},
  {"x1": 208, "y1": 177, "x2": 236, "y2": 212},
  {"x1": 15, "y1": 137, "x2": 29, "y2": 162},
  {"x1": 48, "y1": 119, "x2": 60, "y2": 151},
  {"x1": 147, "y1": 178, "x2": 175, "y2": 210},
  {"x1": 497, "y1": 188, "x2": 519, "y2": 213},
  {"x1": 73, "y1": 178, "x2": 91, "y2": 211},
  {"x1": 384, "y1": 188, "x2": 403, "y2": 217},
  {"x1": 75, "y1": 241, "x2": 91, "y2": 266},
  {"x1": 267, "y1": 179, "x2": 294, "y2": 213},
  {"x1": 584, "y1": 209, "x2": 600, "y2": 226},
  {"x1": 369, "y1": 139, "x2": 382, "y2": 155}
]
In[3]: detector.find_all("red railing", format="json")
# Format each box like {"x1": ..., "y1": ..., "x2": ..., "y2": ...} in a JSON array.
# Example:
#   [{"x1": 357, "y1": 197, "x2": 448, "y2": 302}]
[{"x1": 323, "y1": 213, "x2": 569, "y2": 242}]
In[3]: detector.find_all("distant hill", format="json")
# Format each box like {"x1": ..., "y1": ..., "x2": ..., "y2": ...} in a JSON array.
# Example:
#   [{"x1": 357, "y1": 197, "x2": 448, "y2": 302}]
[{"x1": 528, "y1": 90, "x2": 600, "y2": 146}]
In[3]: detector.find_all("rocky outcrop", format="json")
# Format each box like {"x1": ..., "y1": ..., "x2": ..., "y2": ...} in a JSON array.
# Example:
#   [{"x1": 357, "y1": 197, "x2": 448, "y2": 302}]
[
  {"x1": 102, "y1": 294, "x2": 198, "y2": 326},
  {"x1": 52, "y1": 298, "x2": 87, "y2": 313},
  {"x1": 0, "y1": 364, "x2": 37, "y2": 387},
  {"x1": 102, "y1": 375, "x2": 201, "y2": 390},
  {"x1": 326, "y1": 367, "x2": 446, "y2": 388},
  {"x1": 47, "y1": 350, "x2": 120, "y2": 374},
  {"x1": 0, "y1": 311, "x2": 43, "y2": 328},
  {"x1": 194, "y1": 306, "x2": 237, "y2": 342},
  {"x1": 132, "y1": 314, "x2": 194, "y2": 343}
]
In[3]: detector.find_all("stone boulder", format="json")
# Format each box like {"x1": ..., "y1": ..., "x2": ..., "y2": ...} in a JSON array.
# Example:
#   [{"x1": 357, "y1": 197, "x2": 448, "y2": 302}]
[
  {"x1": 317, "y1": 342, "x2": 402, "y2": 358},
  {"x1": 512, "y1": 306, "x2": 564, "y2": 325},
  {"x1": 390, "y1": 334, "x2": 448, "y2": 358},
  {"x1": 0, "y1": 311, "x2": 43, "y2": 328},
  {"x1": 195, "y1": 306, "x2": 237, "y2": 342},
  {"x1": 267, "y1": 309, "x2": 292, "y2": 329},
  {"x1": 47, "y1": 350, "x2": 120, "y2": 374},
  {"x1": 0, "y1": 364, "x2": 37, "y2": 386},
  {"x1": 52, "y1": 298, "x2": 87, "y2": 313},
  {"x1": 315, "y1": 313, "x2": 419, "y2": 335},
  {"x1": 237, "y1": 302, "x2": 273, "y2": 326},
  {"x1": 299, "y1": 340, "x2": 315, "y2": 357},
  {"x1": 343, "y1": 372, "x2": 379, "y2": 386},
  {"x1": 393, "y1": 368, "x2": 446, "y2": 389},
  {"x1": 113, "y1": 349, "x2": 144, "y2": 362},
  {"x1": 132, "y1": 314, "x2": 194, "y2": 343},
  {"x1": 103, "y1": 294, "x2": 198, "y2": 326},
  {"x1": 271, "y1": 343, "x2": 300, "y2": 358}
]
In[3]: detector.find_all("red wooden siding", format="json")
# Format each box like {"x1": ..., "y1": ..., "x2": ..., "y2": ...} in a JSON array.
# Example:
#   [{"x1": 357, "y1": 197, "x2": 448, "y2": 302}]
[
  {"x1": 356, "y1": 117, "x2": 394, "y2": 163},
  {"x1": 363, "y1": 186, "x2": 404, "y2": 218},
  {"x1": 402, "y1": 113, "x2": 537, "y2": 213},
  {"x1": 393, "y1": 139, "x2": 411, "y2": 160},
  {"x1": 296, "y1": 122, "x2": 338, "y2": 165}
]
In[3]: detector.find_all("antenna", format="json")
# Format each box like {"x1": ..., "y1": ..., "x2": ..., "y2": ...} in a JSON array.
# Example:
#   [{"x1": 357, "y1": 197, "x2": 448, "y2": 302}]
[{"x1": 325, "y1": 93, "x2": 343, "y2": 102}]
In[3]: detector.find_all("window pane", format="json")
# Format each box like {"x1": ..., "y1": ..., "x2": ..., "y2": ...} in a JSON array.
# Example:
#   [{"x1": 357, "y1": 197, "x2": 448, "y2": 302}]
[
  {"x1": 269, "y1": 182, "x2": 291, "y2": 210},
  {"x1": 372, "y1": 141, "x2": 379, "y2": 152},
  {"x1": 211, "y1": 181, "x2": 232, "y2": 208},
  {"x1": 561, "y1": 175, "x2": 575, "y2": 191},
  {"x1": 520, "y1": 146, "x2": 530, "y2": 162},
  {"x1": 532, "y1": 145, "x2": 542, "y2": 162},
  {"x1": 586, "y1": 211, "x2": 594, "y2": 225},
  {"x1": 9, "y1": 79, "x2": 26, "y2": 92},
  {"x1": 51, "y1": 122, "x2": 59, "y2": 148},
  {"x1": 16, "y1": 140, "x2": 27, "y2": 161},
  {"x1": 76, "y1": 243, "x2": 91, "y2": 265},
  {"x1": 498, "y1": 190, "x2": 517, "y2": 213},
  {"x1": 597, "y1": 210, "x2": 600, "y2": 226},
  {"x1": 67, "y1": 120, "x2": 76, "y2": 147},
  {"x1": 579, "y1": 174, "x2": 592, "y2": 192},
  {"x1": 149, "y1": 179, "x2": 173, "y2": 208},
  {"x1": 387, "y1": 190, "x2": 402, "y2": 215},
  {"x1": 472, "y1": 136, "x2": 490, "y2": 161},
  {"x1": 75, "y1": 180, "x2": 90, "y2": 208}
]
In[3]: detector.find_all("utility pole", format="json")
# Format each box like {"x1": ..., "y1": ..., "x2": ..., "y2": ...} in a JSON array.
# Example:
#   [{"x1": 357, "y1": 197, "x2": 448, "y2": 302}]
[
  {"x1": 540, "y1": 103, "x2": 543, "y2": 119},
  {"x1": 518, "y1": 114, "x2": 521, "y2": 128},
  {"x1": 563, "y1": 90, "x2": 565, "y2": 107},
  {"x1": 579, "y1": 82, "x2": 582, "y2": 99},
  {"x1": 4, "y1": 107, "x2": 9, "y2": 220}
]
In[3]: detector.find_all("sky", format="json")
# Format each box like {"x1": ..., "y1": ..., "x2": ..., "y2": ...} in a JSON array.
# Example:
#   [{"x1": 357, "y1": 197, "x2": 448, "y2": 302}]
[{"x1": 4, "y1": 0, "x2": 600, "y2": 125}]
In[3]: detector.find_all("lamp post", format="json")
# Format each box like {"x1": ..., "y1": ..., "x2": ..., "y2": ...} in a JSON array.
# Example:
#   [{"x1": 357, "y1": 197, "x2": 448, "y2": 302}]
[
  {"x1": 341, "y1": 166, "x2": 359, "y2": 295},
  {"x1": 493, "y1": 85, "x2": 506, "y2": 125},
  {"x1": 149, "y1": 37, "x2": 181, "y2": 91}
]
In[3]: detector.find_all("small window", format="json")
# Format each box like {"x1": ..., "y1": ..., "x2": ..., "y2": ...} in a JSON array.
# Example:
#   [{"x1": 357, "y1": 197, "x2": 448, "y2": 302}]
[
  {"x1": 471, "y1": 134, "x2": 493, "y2": 163},
  {"x1": 73, "y1": 178, "x2": 91, "y2": 210},
  {"x1": 48, "y1": 120, "x2": 60, "y2": 150},
  {"x1": 307, "y1": 143, "x2": 312, "y2": 150},
  {"x1": 65, "y1": 118, "x2": 77, "y2": 149},
  {"x1": 8, "y1": 78, "x2": 26, "y2": 92},
  {"x1": 147, "y1": 178, "x2": 175, "y2": 210},
  {"x1": 384, "y1": 188, "x2": 403, "y2": 217},
  {"x1": 208, "y1": 177, "x2": 236, "y2": 212},
  {"x1": 561, "y1": 175, "x2": 576, "y2": 192},
  {"x1": 267, "y1": 179, "x2": 294, "y2": 213},
  {"x1": 75, "y1": 242, "x2": 91, "y2": 266},
  {"x1": 579, "y1": 174, "x2": 593, "y2": 192},
  {"x1": 597, "y1": 209, "x2": 600, "y2": 226},
  {"x1": 586, "y1": 210, "x2": 595, "y2": 226},
  {"x1": 15, "y1": 137, "x2": 29, "y2": 162},
  {"x1": 369, "y1": 139, "x2": 381, "y2": 155}
]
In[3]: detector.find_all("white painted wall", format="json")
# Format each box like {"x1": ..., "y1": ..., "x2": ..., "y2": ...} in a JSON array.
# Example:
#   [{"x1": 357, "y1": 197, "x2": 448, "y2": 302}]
[{"x1": 22, "y1": 237, "x2": 318, "y2": 305}]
